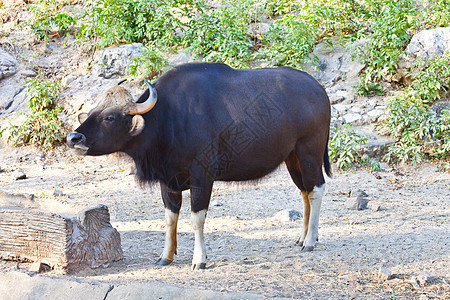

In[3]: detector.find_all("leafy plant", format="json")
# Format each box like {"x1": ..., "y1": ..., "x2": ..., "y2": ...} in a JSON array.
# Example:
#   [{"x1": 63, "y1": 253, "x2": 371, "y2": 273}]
[
  {"x1": 419, "y1": 0, "x2": 450, "y2": 28},
  {"x1": 78, "y1": 0, "x2": 199, "y2": 49},
  {"x1": 353, "y1": 79, "x2": 384, "y2": 96},
  {"x1": 129, "y1": 43, "x2": 168, "y2": 80},
  {"x1": 260, "y1": 14, "x2": 317, "y2": 68},
  {"x1": 383, "y1": 51, "x2": 450, "y2": 164},
  {"x1": 28, "y1": 0, "x2": 75, "y2": 40},
  {"x1": 302, "y1": 0, "x2": 366, "y2": 39},
  {"x1": 329, "y1": 124, "x2": 368, "y2": 170},
  {"x1": 182, "y1": 0, "x2": 257, "y2": 68},
  {"x1": 263, "y1": 0, "x2": 297, "y2": 16},
  {"x1": 0, "y1": 74, "x2": 66, "y2": 148},
  {"x1": 359, "y1": 0, "x2": 418, "y2": 82}
]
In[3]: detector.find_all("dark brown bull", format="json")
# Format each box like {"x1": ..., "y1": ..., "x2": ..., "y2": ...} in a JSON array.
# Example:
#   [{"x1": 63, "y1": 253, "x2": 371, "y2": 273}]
[{"x1": 67, "y1": 63, "x2": 331, "y2": 270}]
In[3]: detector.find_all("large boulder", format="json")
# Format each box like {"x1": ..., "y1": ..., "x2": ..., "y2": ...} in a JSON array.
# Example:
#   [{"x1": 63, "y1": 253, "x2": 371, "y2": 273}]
[
  {"x1": 394, "y1": 27, "x2": 450, "y2": 84},
  {"x1": 0, "y1": 49, "x2": 17, "y2": 80},
  {"x1": 303, "y1": 39, "x2": 365, "y2": 89}
]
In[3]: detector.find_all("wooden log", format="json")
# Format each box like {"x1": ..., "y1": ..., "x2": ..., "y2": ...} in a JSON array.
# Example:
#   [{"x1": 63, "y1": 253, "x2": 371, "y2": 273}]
[{"x1": 0, "y1": 203, "x2": 123, "y2": 272}]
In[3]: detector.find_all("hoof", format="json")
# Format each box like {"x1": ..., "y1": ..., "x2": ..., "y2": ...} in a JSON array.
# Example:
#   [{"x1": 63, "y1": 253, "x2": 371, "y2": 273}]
[
  {"x1": 191, "y1": 262, "x2": 206, "y2": 271},
  {"x1": 295, "y1": 239, "x2": 304, "y2": 246},
  {"x1": 155, "y1": 258, "x2": 173, "y2": 266},
  {"x1": 301, "y1": 245, "x2": 314, "y2": 252}
]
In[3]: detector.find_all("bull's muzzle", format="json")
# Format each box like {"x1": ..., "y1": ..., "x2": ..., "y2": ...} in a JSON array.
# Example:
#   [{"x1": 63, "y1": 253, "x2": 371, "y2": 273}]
[{"x1": 67, "y1": 132, "x2": 89, "y2": 154}]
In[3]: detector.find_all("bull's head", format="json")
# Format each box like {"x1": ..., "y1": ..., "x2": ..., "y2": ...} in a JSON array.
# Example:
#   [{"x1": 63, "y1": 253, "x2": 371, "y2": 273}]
[{"x1": 67, "y1": 80, "x2": 157, "y2": 155}]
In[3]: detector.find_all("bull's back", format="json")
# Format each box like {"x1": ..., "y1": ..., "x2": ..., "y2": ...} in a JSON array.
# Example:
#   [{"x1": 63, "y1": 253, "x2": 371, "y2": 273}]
[{"x1": 155, "y1": 63, "x2": 330, "y2": 181}]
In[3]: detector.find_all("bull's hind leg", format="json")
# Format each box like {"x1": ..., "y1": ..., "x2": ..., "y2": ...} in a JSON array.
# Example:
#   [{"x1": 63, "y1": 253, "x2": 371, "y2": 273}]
[
  {"x1": 157, "y1": 184, "x2": 182, "y2": 266},
  {"x1": 285, "y1": 145, "x2": 326, "y2": 251},
  {"x1": 285, "y1": 152, "x2": 310, "y2": 246}
]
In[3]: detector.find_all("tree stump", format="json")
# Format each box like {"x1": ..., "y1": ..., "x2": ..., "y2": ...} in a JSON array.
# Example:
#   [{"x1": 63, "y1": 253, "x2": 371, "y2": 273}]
[{"x1": 0, "y1": 199, "x2": 123, "y2": 272}]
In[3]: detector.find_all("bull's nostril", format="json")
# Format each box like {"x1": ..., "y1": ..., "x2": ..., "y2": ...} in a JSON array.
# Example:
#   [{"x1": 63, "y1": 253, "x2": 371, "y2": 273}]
[{"x1": 67, "y1": 132, "x2": 85, "y2": 146}]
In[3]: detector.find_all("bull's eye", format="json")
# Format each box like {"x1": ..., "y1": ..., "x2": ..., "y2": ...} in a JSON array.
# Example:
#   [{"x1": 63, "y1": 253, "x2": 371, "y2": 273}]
[{"x1": 104, "y1": 115, "x2": 115, "y2": 123}]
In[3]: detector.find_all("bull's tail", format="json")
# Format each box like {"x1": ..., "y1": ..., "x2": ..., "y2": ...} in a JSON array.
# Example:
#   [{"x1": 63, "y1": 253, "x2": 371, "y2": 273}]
[{"x1": 323, "y1": 135, "x2": 332, "y2": 178}]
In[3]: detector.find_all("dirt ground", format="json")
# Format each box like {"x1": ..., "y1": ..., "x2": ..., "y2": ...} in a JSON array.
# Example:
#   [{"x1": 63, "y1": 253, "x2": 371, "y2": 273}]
[{"x1": 0, "y1": 144, "x2": 449, "y2": 299}]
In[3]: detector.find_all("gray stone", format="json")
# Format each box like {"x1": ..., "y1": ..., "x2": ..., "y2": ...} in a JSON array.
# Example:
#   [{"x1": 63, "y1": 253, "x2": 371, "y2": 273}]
[
  {"x1": 367, "y1": 108, "x2": 384, "y2": 122},
  {"x1": 273, "y1": 209, "x2": 302, "y2": 222},
  {"x1": 378, "y1": 266, "x2": 393, "y2": 281},
  {"x1": 346, "y1": 196, "x2": 369, "y2": 210},
  {"x1": 12, "y1": 169, "x2": 26, "y2": 180},
  {"x1": 29, "y1": 261, "x2": 51, "y2": 273},
  {"x1": 430, "y1": 100, "x2": 450, "y2": 116},
  {"x1": 303, "y1": 39, "x2": 365, "y2": 88},
  {"x1": 210, "y1": 199, "x2": 223, "y2": 207},
  {"x1": 343, "y1": 112, "x2": 362, "y2": 124},
  {"x1": 0, "y1": 85, "x2": 25, "y2": 111},
  {"x1": 93, "y1": 43, "x2": 142, "y2": 79},
  {"x1": 333, "y1": 103, "x2": 351, "y2": 113},
  {"x1": 53, "y1": 189, "x2": 64, "y2": 197},
  {"x1": 168, "y1": 51, "x2": 194, "y2": 66},
  {"x1": 416, "y1": 274, "x2": 434, "y2": 286},
  {"x1": 395, "y1": 27, "x2": 450, "y2": 84},
  {"x1": 0, "y1": 49, "x2": 17, "y2": 79},
  {"x1": 350, "y1": 189, "x2": 368, "y2": 198},
  {"x1": 406, "y1": 27, "x2": 450, "y2": 60}
]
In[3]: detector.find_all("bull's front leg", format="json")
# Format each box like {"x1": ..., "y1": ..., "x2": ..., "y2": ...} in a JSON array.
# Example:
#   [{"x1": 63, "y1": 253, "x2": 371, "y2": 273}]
[
  {"x1": 156, "y1": 184, "x2": 182, "y2": 266},
  {"x1": 189, "y1": 178, "x2": 213, "y2": 270}
]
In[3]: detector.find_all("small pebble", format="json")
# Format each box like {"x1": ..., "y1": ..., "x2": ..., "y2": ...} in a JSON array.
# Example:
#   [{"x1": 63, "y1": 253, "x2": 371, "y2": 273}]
[{"x1": 12, "y1": 169, "x2": 26, "y2": 180}]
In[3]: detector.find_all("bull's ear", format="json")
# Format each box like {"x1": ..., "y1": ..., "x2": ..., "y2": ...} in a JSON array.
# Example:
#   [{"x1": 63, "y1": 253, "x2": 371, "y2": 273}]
[
  {"x1": 129, "y1": 115, "x2": 145, "y2": 136},
  {"x1": 78, "y1": 113, "x2": 88, "y2": 124}
]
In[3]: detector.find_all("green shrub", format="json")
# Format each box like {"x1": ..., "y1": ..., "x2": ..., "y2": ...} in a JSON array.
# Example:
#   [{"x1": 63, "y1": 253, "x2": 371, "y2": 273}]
[
  {"x1": 359, "y1": 0, "x2": 418, "y2": 82},
  {"x1": 260, "y1": 14, "x2": 317, "y2": 68},
  {"x1": 419, "y1": 0, "x2": 450, "y2": 28},
  {"x1": 383, "y1": 52, "x2": 450, "y2": 164},
  {"x1": 182, "y1": 0, "x2": 257, "y2": 68},
  {"x1": 302, "y1": 0, "x2": 366, "y2": 39},
  {"x1": 329, "y1": 124, "x2": 368, "y2": 170},
  {"x1": 129, "y1": 43, "x2": 168, "y2": 80},
  {"x1": 28, "y1": 0, "x2": 75, "y2": 40},
  {"x1": 78, "y1": 0, "x2": 198, "y2": 49},
  {"x1": 0, "y1": 74, "x2": 66, "y2": 148}
]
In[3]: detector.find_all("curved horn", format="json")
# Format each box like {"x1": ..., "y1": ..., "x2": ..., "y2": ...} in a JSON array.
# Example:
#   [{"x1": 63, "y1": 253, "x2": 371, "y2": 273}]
[
  {"x1": 117, "y1": 79, "x2": 127, "y2": 86},
  {"x1": 129, "y1": 80, "x2": 158, "y2": 115}
]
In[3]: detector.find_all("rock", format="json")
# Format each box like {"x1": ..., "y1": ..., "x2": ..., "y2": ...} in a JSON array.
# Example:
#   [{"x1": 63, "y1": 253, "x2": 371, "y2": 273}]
[
  {"x1": 210, "y1": 199, "x2": 223, "y2": 207},
  {"x1": 30, "y1": 261, "x2": 51, "y2": 273},
  {"x1": 92, "y1": 43, "x2": 142, "y2": 79},
  {"x1": 406, "y1": 27, "x2": 450, "y2": 60},
  {"x1": 395, "y1": 27, "x2": 450, "y2": 84},
  {"x1": 12, "y1": 169, "x2": 26, "y2": 180},
  {"x1": 367, "y1": 108, "x2": 384, "y2": 122},
  {"x1": 303, "y1": 39, "x2": 365, "y2": 89},
  {"x1": 333, "y1": 103, "x2": 351, "y2": 113},
  {"x1": 0, "y1": 49, "x2": 17, "y2": 79},
  {"x1": 350, "y1": 189, "x2": 368, "y2": 198},
  {"x1": 346, "y1": 196, "x2": 369, "y2": 210},
  {"x1": 347, "y1": 189, "x2": 369, "y2": 210},
  {"x1": 19, "y1": 70, "x2": 37, "y2": 77},
  {"x1": 378, "y1": 266, "x2": 393, "y2": 281},
  {"x1": 371, "y1": 204, "x2": 381, "y2": 212},
  {"x1": 273, "y1": 209, "x2": 302, "y2": 222},
  {"x1": 53, "y1": 189, "x2": 64, "y2": 197},
  {"x1": 416, "y1": 274, "x2": 434, "y2": 286},
  {"x1": 168, "y1": 51, "x2": 194, "y2": 66},
  {"x1": 430, "y1": 100, "x2": 450, "y2": 116},
  {"x1": 343, "y1": 112, "x2": 362, "y2": 124},
  {"x1": 0, "y1": 85, "x2": 25, "y2": 112}
]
